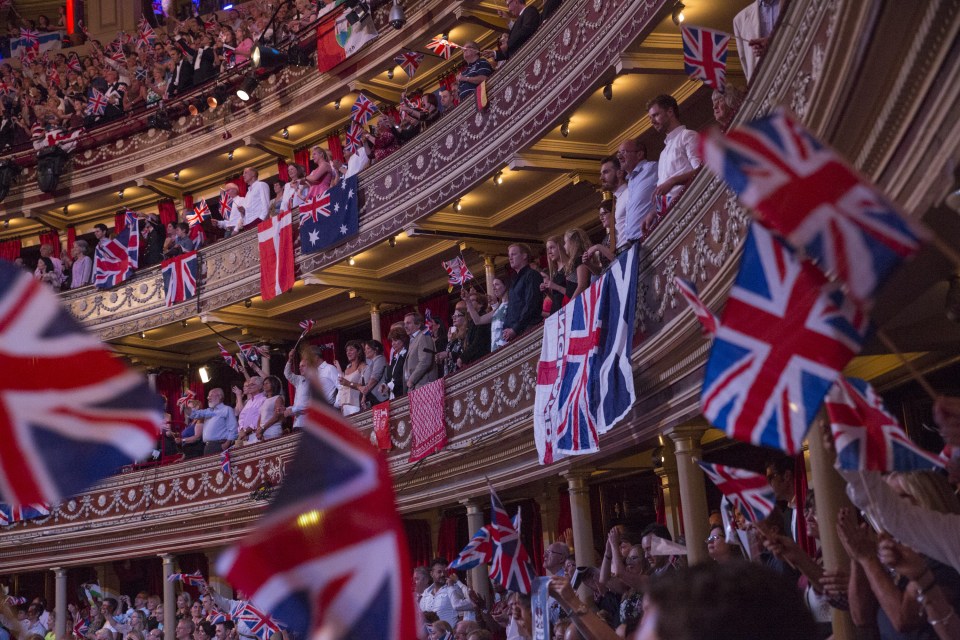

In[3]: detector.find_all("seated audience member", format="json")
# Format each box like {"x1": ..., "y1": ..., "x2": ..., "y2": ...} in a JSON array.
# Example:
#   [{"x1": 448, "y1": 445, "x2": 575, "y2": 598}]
[
  {"x1": 734, "y1": 0, "x2": 783, "y2": 83},
  {"x1": 185, "y1": 388, "x2": 238, "y2": 455},
  {"x1": 647, "y1": 94, "x2": 701, "y2": 219},
  {"x1": 70, "y1": 239, "x2": 94, "y2": 288},
  {"x1": 334, "y1": 340, "x2": 367, "y2": 416},
  {"x1": 712, "y1": 85, "x2": 745, "y2": 130},
  {"x1": 457, "y1": 41, "x2": 493, "y2": 101},
  {"x1": 380, "y1": 325, "x2": 408, "y2": 399},
  {"x1": 403, "y1": 311, "x2": 438, "y2": 391},
  {"x1": 493, "y1": 0, "x2": 542, "y2": 61},
  {"x1": 540, "y1": 235, "x2": 568, "y2": 317},
  {"x1": 359, "y1": 340, "x2": 387, "y2": 408},
  {"x1": 502, "y1": 243, "x2": 544, "y2": 343}
]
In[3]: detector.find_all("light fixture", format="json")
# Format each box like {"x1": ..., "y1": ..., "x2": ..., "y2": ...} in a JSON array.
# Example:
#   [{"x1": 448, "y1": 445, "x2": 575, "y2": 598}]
[
  {"x1": 560, "y1": 120, "x2": 570, "y2": 137},
  {"x1": 603, "y1": 83, "x2": 613, "y2": 101},
  {"x1": 251, "y1": 45, "x2": 284, "y2": 69},
  {"x1": 946, "y1": 187, "x2": 960, "y2": 213},
  {"x1": 672, "y1": 2, "x2": 685, "y2": 25},
  {"x1": 181, "y1": 319, "x2": 188, "y2": 328},
  {"x1": 348, "y1": 256, "x2": 356, "y2": 266},
  {"x1": 198, "y1": 366, "x2": 211, "y2": 383},
  {"x1": 2, "y1": 220, "x2": 8, "y2": 229},
  {"x1": 117, "y1": 189, "x2": 124, "y2": 200},
  {"x1": 188, "y1": 102, "x2": 200, "y2": 116},
  {"x1": 140, "y1": 331, "x2": 146, "y2": 339},
  {"x1": 494, "y1": 170, "x2": 503, "y2": 185},
  {"x1": 454, "y1": 198, "x2": 462, "y2": 212},
  {"x1": 388, "y1": 236, "x2": 396, "y2": 247},
  {"x1": 37, "y1": 147, "x2": 68, "y2": 194},
  {"x1": 334, "y1": 98, "x2": 341, "y2": 110},
  {"x1": 208, "y1": 85, "x2": 230, "y2": 109},
  {"x1": 281, "y1": 127, "x2": 289, "y2": 139},
  {"x1": 244, "y1": 298, "x2": 252, "y2": 308},
  {"x1": 388, "y1": 0, "x2": 406, "y2": 29},
  {"x1": 651, "y1": 446, "x2": 664, "y2": 467},
  {"x1": 236, "y1": 76, "x2": 259, "y2": 101},
  {"x1": 348, "y1": 290, "x2": 357, "y2": 298},
  {"x1": 62, "y1": 205, "x2": 68, "y2": 214},
  {"x1": 147, "y1": 109, "x2": 172, "y2": 131},
  {"x1": 173, "y1": 171, "x2": 180, "y2": 181},
  {"x1": 386, "y1": 67, "x2": 394, "y2": 80},
  {"x1": 227, "y1": 150, "x2": 234, "y2": 161}
]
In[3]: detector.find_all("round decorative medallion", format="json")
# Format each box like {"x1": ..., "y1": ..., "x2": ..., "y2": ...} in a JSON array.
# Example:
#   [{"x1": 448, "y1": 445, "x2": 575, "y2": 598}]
[
  {"x1": 84, "y1": 150, "x2": 93, "y2": 159},
  {"x1": 216, "y1": 471, "x2": 224, "y2": 483},
  {"x1": 453, "y1": 399, "x2": 463, "y2": 417},
  {"x1": 508, "y1": 373, "x2": 517, "y2": 393},
  {"x1": 446, "y1": 134, "x2": 455, "y2": 149},
  {"x1": 178, "y1": 117, "x2": 187, "y2": 125},
  {"x1": 97, "y1": 495, "x2": 106, "y2": 507},
  {"x1": 474, "y1": 113, "x2": 483, "y2": 127},
  {"x1": 68, "y1": 499, "x2": 77, "y2": 511},
  {"x1": 127, "y1": 489, "x2": 136, "y2": 501},
  {"x1": 244, "y1": 465, "x2": 253, "y2": 479},
  {"x1": 593, "y1": 0, "x2": 602, "y2": 11},
  {"x1": 157, "y1": 483, "x2": 166, "y2": 496},
  {"x1": 186, "y1": 477, "x2": 196, "y2": 490},
  {"x1": 139, "y1": 283, "x2": 149, "y2": 294},
  {"x1": 480, "y1": 387, "x2": 490, "y2": 405},
  {"x1": 385, "y1": 175, "x2": 393, "y2": 188},
  {"x1": 563, "y1": 29, "x2": 571, "y2": 46},
  {"x1": 397, "y1": 420, "x2": 407, "y2": 437},
  {"x1": 533, "y1": 60, "x2": 542, "y2": 76},
  {"x1": 369, "y1": 431, "x2": 378, "y2": 446},
  {"x1": 78, "y1": 300, "x2": 88, "y2": 312},
  {"x1": 109, "y1": 292, "x2": 118, "y2": 303},
  {"x1": 416, "y1": 155, "x2": 424, "y2": 170},
  {"x1": 504, "y1": 86, "x2": 513, "y2": 102}
]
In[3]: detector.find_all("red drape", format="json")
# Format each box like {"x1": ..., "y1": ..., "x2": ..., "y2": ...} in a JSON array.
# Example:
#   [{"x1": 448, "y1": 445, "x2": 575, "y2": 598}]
[
  {"x1": 190, "y1": 378, "x2": 205, "y2": 404},
  {"x1": 436, "y1": 514, "x2": 460, "y2": 563},
  {"x1": 418, "y1": 292, "x2": 450, "y2": 333},
  {"x1": 66, "y1": 226, "x2": 76, "y2": 253},
  {"x1": 380, "y1": 305, "x2": 414, "y2": 359},
  {"x1": 515, "y1": 499, "x2": 544, "y2": 575},
  {"x1": 326, "y1": 134, "x2": 345, "y2": 164},
  {"x1": 156, "y1": 371, "x2": 186, "y2": 429},
  {"x1": 38, "y1": 230, "x2": 61, "y2": 257},
  {"x1": 183, "y1": 194, "x2": 194, "y2": 211},
  {"x1": 114, "y1": 211, "x2": 126, "y2": 233},
  {"x1": 307, "y1": 331, "x2": 339, "y2": 364},
  {"x1": 0, "y1": 239, "x2": 21, "y2": 262},
  {"x1": 277, "y1": 158, "x2": 289, "y2": 182},
  {"x1": 230, "y1": 176, "x2": 247, "y2": 197},
  {"x1": 404, "y1": 519, "x2": 433, "y2": 569},
  {"x1": 794, "y1": 455, "x2": 816, "y2": 555},
  {"x1": 158, "y1": 199, "x2": 179, "y2": 226},
  {"x1": 294, "y1": 148, "x2": 311, "y2": 172},
  {"x1": 655, "y1": 482, "x2": 666, "y2": 527},
  {"x1": 556, "y1": 487, "x2": 572, "y2": 545}
]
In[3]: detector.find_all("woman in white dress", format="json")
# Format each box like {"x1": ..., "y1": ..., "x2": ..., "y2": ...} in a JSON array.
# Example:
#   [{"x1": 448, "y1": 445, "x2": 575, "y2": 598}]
[
  {"x1": 250, "y1": 375, "x2": 285, "y2": 443},
  {"x1": 336, "y1": 340, "x2": 367, "y2": 417}
]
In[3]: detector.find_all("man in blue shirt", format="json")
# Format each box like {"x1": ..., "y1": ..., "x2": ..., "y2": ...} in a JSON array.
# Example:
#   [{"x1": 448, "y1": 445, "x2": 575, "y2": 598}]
[
  {"x1": 617, "y1": 136, "x2": 658, "y2": 245},
  {"x1": 456, "y1": 41, "x2": 493, "y2": 101},
  {"x1": 186, "y1": 388, "x2": 238, "y2": 455}
]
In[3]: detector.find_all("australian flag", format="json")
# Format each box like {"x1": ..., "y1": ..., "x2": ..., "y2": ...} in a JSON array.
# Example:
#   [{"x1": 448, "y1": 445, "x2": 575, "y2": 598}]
[
  {"x1": 534, "y1": 245, "x2": 638, "y2": 464},
  {"x1": 0, "y1": 262, "x2": 164, "y2": 505},
  {"x1": 216, "y1": 399, "x2": 418, "y2": 639},
  {"x1": 825, "y1": 377, "x2": 944, "y2": 472},
  {"x1": 299, "y1": 175, "x2": 359, "y2": 255},
  {"x1": 700, "y1": 223, "x2": 870, "y2": 455},
  {"x1": 161, "y1": 251, "x2": 198, "y2": 307}
]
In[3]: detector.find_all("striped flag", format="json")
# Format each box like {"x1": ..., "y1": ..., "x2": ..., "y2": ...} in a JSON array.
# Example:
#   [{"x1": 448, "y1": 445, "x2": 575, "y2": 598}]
[{"x1": 257, "y1": 211, "x2": 294, "y2": 302}]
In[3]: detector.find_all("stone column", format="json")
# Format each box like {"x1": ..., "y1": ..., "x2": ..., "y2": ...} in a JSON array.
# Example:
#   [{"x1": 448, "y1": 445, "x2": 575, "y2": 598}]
[
  {"x1": 666, "y1": 426, "x2": 709, "y2": 564},
  {"x1": 654, "y1": 445, "x2": 682, "y2": 541},
  {"x1": 52, "y1": 567, "x2": 67, "y2": 640},
  {"x1": 370, "y1": 303, "x2": 382, "y2": 341},
  {"x1": 483, "y1": 255, "x2": 496, "y2": 295},
  {"x1": 461, "y1": 499, "x2": 491, "y2": 604},
  {"x1": 563, "y1": 470, "x2": 595, "y2": 567},
  {"x1": 159, "y1": 554, "x2": 176, "y2": 640},
  {"x1": 147, "y1": 372, "x2": 158, "y2": 392},
  {"x1": 538, "y1": 482, "x2": 559, "y2": 548},
  {"x1": 205, "y1": 550, "x2": 233, "y2": 599}
]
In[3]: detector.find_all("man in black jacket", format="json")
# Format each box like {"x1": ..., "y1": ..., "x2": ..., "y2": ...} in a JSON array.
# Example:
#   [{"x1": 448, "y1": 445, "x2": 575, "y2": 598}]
[
  {"x1": 495, "y1": 0, "x2": 542, "y2": 61},
  {"x1": 502, "y1": 243, "x2": 542, "y2": 342},
  {"x1": 182, "y1": 33, "x2": 217, "y2": 86},
  {"x1": 167, "y1": 47, "x2": 193, "y2": 97}
]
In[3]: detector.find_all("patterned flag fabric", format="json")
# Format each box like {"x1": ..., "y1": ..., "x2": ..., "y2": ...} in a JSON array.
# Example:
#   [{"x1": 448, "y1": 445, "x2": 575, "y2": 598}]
[
  {"x1": 450, "y1": 526, "x2": 493, "y2": 570},
  {"x1": 350, "y1": 92, "x2": 378, "y2": 124},
  {"x1": 700, "y1": 223, "x2": 870, "y2": 455},
  {"x1": 219, "y1": 342, "x2": 237, "y2": 370},
  {"x1": 0, "y1": 262, "x2": 164, "y2": 505},
  {"x1": 230, "y1": 602, "x2": 280, "y2": 640},
  {"x1": 316, "y1": 4, "x2": 379, "y2": 73},
  {"x1": 442, "y1": 256, "x2": 473, "y2": 287},
  {"x1": 681, "y1": 25, "x2": 729, "y2": 91},
  {"x1": 299, "y1": 319, "x2": 315, "y2": 336},
  {"x1": 217, "y1": 400, "x2": 418, "y2": 639},
  {"x1": 699, "y1": 108, "x2": 926, "y2": 302},
  {"x1": 0, "y1": 502, "x2": 51, "y2": 526},
  {"x1": 825, "y1": 377, "x2": 944, "y2": 472},
  {"x1": 408, "y1": 378, "x2": 446, "y2": 463},
  {"x1": 299, "y1": 175, "x2": 360, "y2": 255},
  {"x1": 534, "y1": 245, "x2": 639, "y2": 464},
  {"x1": 426, "y1": 35, "x2": 458, "y2": 59},
  {"x1": 94, "y1": 218, "x2": 139, "y2": 289},
  {"x1": 674, "y1": 277, "x2": 718, "y2": 335},
  {"x1": 238, "y1": 343, "x2": 269, "y2": 364},
  {"x1": 394, "y1": 51, "x2": 424, "y2": 77},
  {"x1": 344, "y1": 123, "x2": 364, "y2": 155},
  {"x1": 298, "y1": 191, "x2": 331, "y2": 225},
  {"x1": 488, "y1": 485, "x2": 535, "y2": 594},
  {"x1": 697, "y1": 461, "x2": 776, "y2": 524},
  {"x1": 218, "y1": 191, "x2": 234, "y2": 219},
  {"x1": 258, "y1": 210, "x2": 295, "y2": 302},
  {"x1": 86, "y1": 88, "x2": 108, "y2": 116},
  {"x1": 220, "y1": 449, "x2": 232, "y2": 476},
  {"x1": 176, "y1": 390, "x2": 196, "y2": 410},
  {"x1": 161, "y1": 251, "x2": 198, "y2": 307},
  {"x1": 167, "y1": 571, "x2": 206, "y2": 587},
  {"x1": 188, "y1": 200, "x2": 211, "y2": 228}
]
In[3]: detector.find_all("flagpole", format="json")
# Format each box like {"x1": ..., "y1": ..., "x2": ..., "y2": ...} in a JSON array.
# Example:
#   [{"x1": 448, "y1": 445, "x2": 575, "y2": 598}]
[{"x1": 875, "y1": 329, "x2": 938, "y2": 400}]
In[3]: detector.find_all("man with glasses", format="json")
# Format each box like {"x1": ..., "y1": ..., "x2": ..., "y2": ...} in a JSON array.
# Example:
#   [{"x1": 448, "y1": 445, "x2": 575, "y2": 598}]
[
  {"x1": 185, "y1": 388, "x2": 239, "y2": 455},
  {"x1": 456, "y1": 41, "x2": 493, "y2": 102},
  {"x1": 617, "y1": 136, "x2": 658, "y2": 243}
]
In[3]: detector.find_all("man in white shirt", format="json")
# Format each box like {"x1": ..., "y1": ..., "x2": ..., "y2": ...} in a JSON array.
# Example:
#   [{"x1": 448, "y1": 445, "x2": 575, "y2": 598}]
[
  {"x1": 236, "y1": 167, "x2": 271, "y2": 231},
  {"x1": 734, "y1": 0, "x2": 782, "y2": 82},
  {"x1": 216, "y1": 183, "x2": 243, "y2": 236},
  {"x1": 648, "y1": 94, "x2": 701, "y2": 208},
  {"x1": 418, "y1": 559, "x2": 473, "y2": 627}
]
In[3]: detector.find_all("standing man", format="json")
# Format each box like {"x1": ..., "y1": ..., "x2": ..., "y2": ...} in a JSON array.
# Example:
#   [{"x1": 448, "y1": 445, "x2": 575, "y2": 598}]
[
  {"x1": 765, "y1": 456, "x2": 798, "y2": 540},
  {"x1": 185, "y1": 388, "x2": 238, "y2": 455},
  {"x1": 501, "y1": 243, "x2": 542, "y2": 343},
  {"x1": 403, "y1": 311, "x2": 437, "y2": 391},
  {"x1": 647, "y1": 94, "x2": 701, "y2": 212},
  {"x1": 456, "y1": 41, "x2": 493, "y2": 101},
  {"x1": 733, "y1": 0, "x2": 782, "y2": 83},
  {"x1": 494, "y1": 0, "x2": 542, "y2": 61},
  {"x1": 216, "y1": 183, "x2": 243, "y2": 236},
  {"x1": 234, "y1": 377, "x2": 266, "y2": 442},
  {"x1": 235, "y1": 167, "x2": 271, "y2": 231},
  {"x1": 617, "y1": 136, "x2": 659, "y2": 241}
]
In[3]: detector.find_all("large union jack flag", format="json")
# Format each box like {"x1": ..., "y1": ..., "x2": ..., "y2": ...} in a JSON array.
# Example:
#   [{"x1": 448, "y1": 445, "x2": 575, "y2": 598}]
[
  {"x1": 350, "y1": 92, "x2": 378, "y2": 124},
  {"x1": 344, "y1": 123, "x2": 364, "y2": 155},
  {"x1": 216, "y1": 400, "x2": 418, "y2": 639},
  {"x1": 94, "y1": 218, "x2": 139, "y2": 289},
  {"x1": 674, "y1": 277, "x2": 719, "y2": 335},
  {"x1": 161, "y1": 251, "x2": 198, "y2": 307},
  {"x1": 697, "y1": 461, "x2": 776, "y2": 524},
  {"x1": 0, "y1": 502, "x2": 51, "y2": 526},
  {"x1": 701, "y1": 224, "x2": 869, "y2": 455},
  {"x1": 86, "y1": 88, "x2": 108, "y2": 116},
  {"x1": 825, "y1": 377, "x2": 944, "y2": 472},
  {"x1": 534, "y1": 246, "x2": 638, "y2": 463},
  {"x1": 298, "y1": 191, "x2": 331, "y2": 225},
  {"x1": 700, "y1": 109, "x2": 926, "y2": 302},
  {"x1": 488, "y1": 484, "x2": 535, "y2": 594},
  {"x1": 393, "y1": 51, "x2": 424, "y2": 77},
  {"x1": 167, "y1": 571, "x2": 207, "y2": 587},
  {"x1": 230, "y1": 602, "x2": 281, "y2": 640},
  {"x1": 0, "y1": 262, "x2": 163, "y2": 505},
  {"x1": 681, "y1": 26, "x2": 729, "y2": 92}
]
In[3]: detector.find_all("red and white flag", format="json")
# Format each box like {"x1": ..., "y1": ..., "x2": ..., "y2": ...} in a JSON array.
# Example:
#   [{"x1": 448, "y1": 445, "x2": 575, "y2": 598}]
[
  {"x1": 257, "y1": 211, "x2": 294, "y2": 302},
  {"x1": 372, "y1": 401, "x2": 391, "y2": 451},
  {"x1": 409, "y1": 378, "x2": 446, "y2": 462}
]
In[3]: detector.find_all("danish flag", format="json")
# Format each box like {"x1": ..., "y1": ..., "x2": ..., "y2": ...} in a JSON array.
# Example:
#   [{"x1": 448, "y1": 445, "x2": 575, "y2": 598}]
[
  {"x1": 697, "y1": 461, "x2": 776, "y2": 524},
  {"x1": 257, "y1": 210, "x2": 294, "y2": 302},
  {"x1": 681, "y1": 26, "x2": 729, "y2": 91}
]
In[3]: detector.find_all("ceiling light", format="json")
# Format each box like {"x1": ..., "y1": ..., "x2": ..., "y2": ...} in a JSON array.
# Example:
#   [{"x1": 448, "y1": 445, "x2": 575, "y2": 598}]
[
  {"x1": 386, "y1": 67, "x2": 394, "y2": 80},
  {"x1": 198, "y1": 366, "x2": 211, "y2": 383},
  {"x1": 494, "y1": 171, "x2": 503, "y2": 185},
  {"x1": 348, "y1": 256, "x2": 356, "y2": 266},
  {"x1": 244, "y1": 298, "x2": 252, "y2": 308},
  {"x1": 117, "y1": 189, "x2": 124, "y2": 200},
  {"x1": 173, "y1": 171, "x2": 180, "y2": 181},
  {"x1": 140, "y1": 331, "x2": 146, "y2": 339},
  {"x1": 560, "y1": 120, "x2": 570, "y2": 137},
  {"x1": 227, "y1": 150, "x2": 234, "y2": 161},
  {"x1": 334, "y1": 98, "x2": 341, "y2": 110},
  {"x1": 208, "y1": 85, "x2": 230, "y2": 109},
  {"x1": 388, "y1": 236, "x2": 396, "y2": 247},
  {"x1": 603, "y1": 83, "x2": 613, "y2": 101},
  {"x1": 236, "y1": 76, "x2": 259, "y2": 101},
  {"x1": 251, "y1": 45, "x2": 284, "y2": 69},
  {"x1": 281, "y1": 128, "x2": 289, "y2": 139},
  {"x1": 454, "y1": 199, "x2": 462, "y2": 212},
  {"x1": 181, "y1": 319, "x2": 188, "y2": 327},
  {"x1": 672, "y1": 2, "x2": 685, "y2": 25}
]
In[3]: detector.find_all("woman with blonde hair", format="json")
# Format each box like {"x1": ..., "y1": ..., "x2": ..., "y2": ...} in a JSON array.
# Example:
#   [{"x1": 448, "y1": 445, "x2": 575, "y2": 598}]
[
  {"x1": 563, "y1": 228, "x2": 592, "y2": 301},
  {"x1": 304, "y1": 146, "x2": 338, "y2": 200},
  {"x1": 540, "y1": 235, "x2": 568, "y2": 316}
]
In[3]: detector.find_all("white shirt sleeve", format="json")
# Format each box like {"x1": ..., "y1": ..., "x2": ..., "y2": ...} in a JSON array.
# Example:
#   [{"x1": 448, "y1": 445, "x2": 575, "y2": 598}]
[{"x1": 243, "y1": 181, "x2": 271, "y2": 225}]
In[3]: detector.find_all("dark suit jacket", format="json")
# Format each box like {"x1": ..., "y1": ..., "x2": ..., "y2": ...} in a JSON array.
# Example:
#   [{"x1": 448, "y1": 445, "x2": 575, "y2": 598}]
[
  {"x1": 169, "y1": 60, "x2": 193, "y2": 96},
  {"x1": 504, "y1": 264, "x2": 544, "y2": 336},
  {"x1": 498, "y1": 5, "x2": 542, "y2": 60},
  {"x1": 403, "y1": 330, "x2": 437, "y2": 390},
  {"x1": 186, "y1": 46, "x2": 216, "y2": 85},
  {"x1": 382, "y1": 349, "x2": 407, "y2": 398}
]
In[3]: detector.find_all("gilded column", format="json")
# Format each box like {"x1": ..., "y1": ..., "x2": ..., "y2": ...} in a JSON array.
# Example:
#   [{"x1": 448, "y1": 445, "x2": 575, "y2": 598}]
[
  {"x1": 52, "y1": 567, "x2": 67, "y2": 640},
  {"x1": 461, "y1": 499, "x2": 491, "y2": 604},
  {"x1": 483, "y1": 255, "x2": 496, "y2": 296},
  {"x1": 666, "y1": 425, "x2": 709, "y2": 564},
  {"x1": 370, "y1": 303, "x2": 382, "y2": 341},
  {"x1": 654, "y1": 441, "x2": 682, "y2": 541},
  {"x1": 159, "y1": 554, "x2": 176, "y2": 640},
  {"x1": 563, "y1": 470, "x2": 595, "y2": 567}
]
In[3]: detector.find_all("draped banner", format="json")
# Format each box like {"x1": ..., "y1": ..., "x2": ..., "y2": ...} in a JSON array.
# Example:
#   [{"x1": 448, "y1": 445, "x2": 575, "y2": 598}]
[
  {"x1": 409, "y1": 378, "x2": 446, "y2": 462},
  {"x1": 373, "y1": 401, "x2": 391, "y2": 450}
]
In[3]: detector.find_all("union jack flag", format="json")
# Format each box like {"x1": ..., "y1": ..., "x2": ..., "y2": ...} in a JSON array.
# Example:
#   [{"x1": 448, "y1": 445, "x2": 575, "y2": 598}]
[
  {"x1": 488, "y1": 484, "x2": 535, "y2": 594},
  {"x1": 209, "y1": 611, "x2": 232, "y2": 625},
  {"x1": 220, "y1": 448, "x2": 232, "y2": 476},
  {"x1": 19, "y1": 29, "x2": 40, "y2": 50},
  {"x1": 67, "y1": 54, "x2": 82, "y2": 73},
  {"x1": 393, "y1": 51, "x2": 424, "y2": 77},
  {"x1": 94, "y1": 219, "x2": 139, "y2": 288},
  {"x1": 534, "y1": 246, "x2": 639, "y2": 463},
  {"x1": 217, "y1": 401, "x2": 419, "y2": 639},
  {"x1": 825, "y1": 377, "x2": 944, "y2": 472},
  {"x1": 72, "y1": 617, "x2": 90, "y2": 638},
  {"x1": 137, "y1": 19, "x2": 156, "y2": 49},
  {"x1": 699, "y1": 109, "x2": 926, "y2": 302},
  {"x1": 697, "y1": 461, "x2": 776, "y2": 524},
  {"x1": 450, "y1": 526, "x2": 493, "y2": 571},
  {"x1": 700, "y1": 223, "x2": 869, "y2": 455},
  {"x1": 674, "y1": 277, "x2": 718, "y2": 335},
  {"x1": 299, "y1": 319, "x2": 315, "y2": 336},
  {"x1": 176, "y1": 390, "x2": 196, "y2": 410},
  {"x1": 6, "y1": 596, "x2": 28, "y2": 606},
  {"x1": 167, "y1": 571, "x2": 206, "y2": 587},
  {"x1": 46, "y1": 66, "x2": 61, "y2": 88},
  {"x1": 681, "y1": 26, "x2": 729, "y2": 92},
  {"x1": 188, "y1": 200, "x2": 211, "y2": 228},
  {"x1": 344, "y1": 123, "x2": 364, "y2": 155},
  {"x1": 218, "y1": 342, "x2": 237, "y2": 370},
  {"x1": 426, "y1": 35, "x2": 458, "y2": 60},
  {"x1": 0, "y1": 502, "x2": 51, "y2": 526},
  {"x1": 298, "y1": 191, "x2": 331, "y2": 225},
  {"x1": 218, "y1": 190, "x2": 234, "y2": 219},
  {"x1": 0, "y1": 263, "x2": 164, "y2": 505},
  {"x1": 161, "y1": 251, "x2": 198, "y2": 307},
  {"x1": 237, "y1": 342, "x2": 269, "y2": 364},
  {"x1": 230, "y1": 602, "x2": 280, "y2": 640},
  {"x1": 442, "y1": 256, "x2": 473, "y2": 287},
  {"x1": 86, "y1": 88, "x2": 109, "y2": 116},
  {"x1": 350, "y1": 92, "x2": 378, "y2": 125}
]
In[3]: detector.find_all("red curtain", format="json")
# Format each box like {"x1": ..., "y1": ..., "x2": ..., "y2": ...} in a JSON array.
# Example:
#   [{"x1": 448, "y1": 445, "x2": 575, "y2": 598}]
[
  {"x1": 380, "y1": 305, "x2": 414, "y2": 359},
  {"x1": 115, "y1": 211, "x2": 126, "y2": 233},
  {"x1": 277, "y1": 158, "x2": 289, "y2": 182},
  {"x1": 230, "y1": 176, "x2": 247, "y2": 197},
  {"x1": 404, "y1": 519, "x2": 433, "y2": 569},
  {"x1": 655, "y1": 482, "x2": 666, "y2": 526},
  {"x1": 294, "y1": 148, "x2": 311, "y2": 172},
  {"x1": 38, "y1": 230, "x2": 61, "y2": 257},
  {"x1": 0, "y1": 239, "x2": 21, "y2": 262},
  {"x1": 436, "y1": 514, "x2": 460, "y2": 563},
  {"x1": 190, "y1": 378, "x2": 205, "y2": 404},
  {"x1": 326, "y1": 134, "x2": 344, "y2": 164},
  {"x1": 158, "y1": 199, "x2": 179, "y2": 226},
  {"x1": 418, "y1": 291, "x2": 450, "y2": 334},
  {"x1": 307, "y1": 330, "x2": 339, "y2": 364},
  {"x1": 156, "y1": 371, "x2": 186, "y2": 430},
  {"x1": 66, "y1": 226, "x2": 76, "y2": 253},
  {"x1": 556, "y1": 486, "x2": 572, "y2": 545},
  {"x1": 794, "y1": 455, "x2": 816, "y2": 556},
  {"x1": 515, "y1": 499, "x2": 544, "y2": 575},
  {"x1": 183, "y1": 194, "x2": 194, "y2": 211}
]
